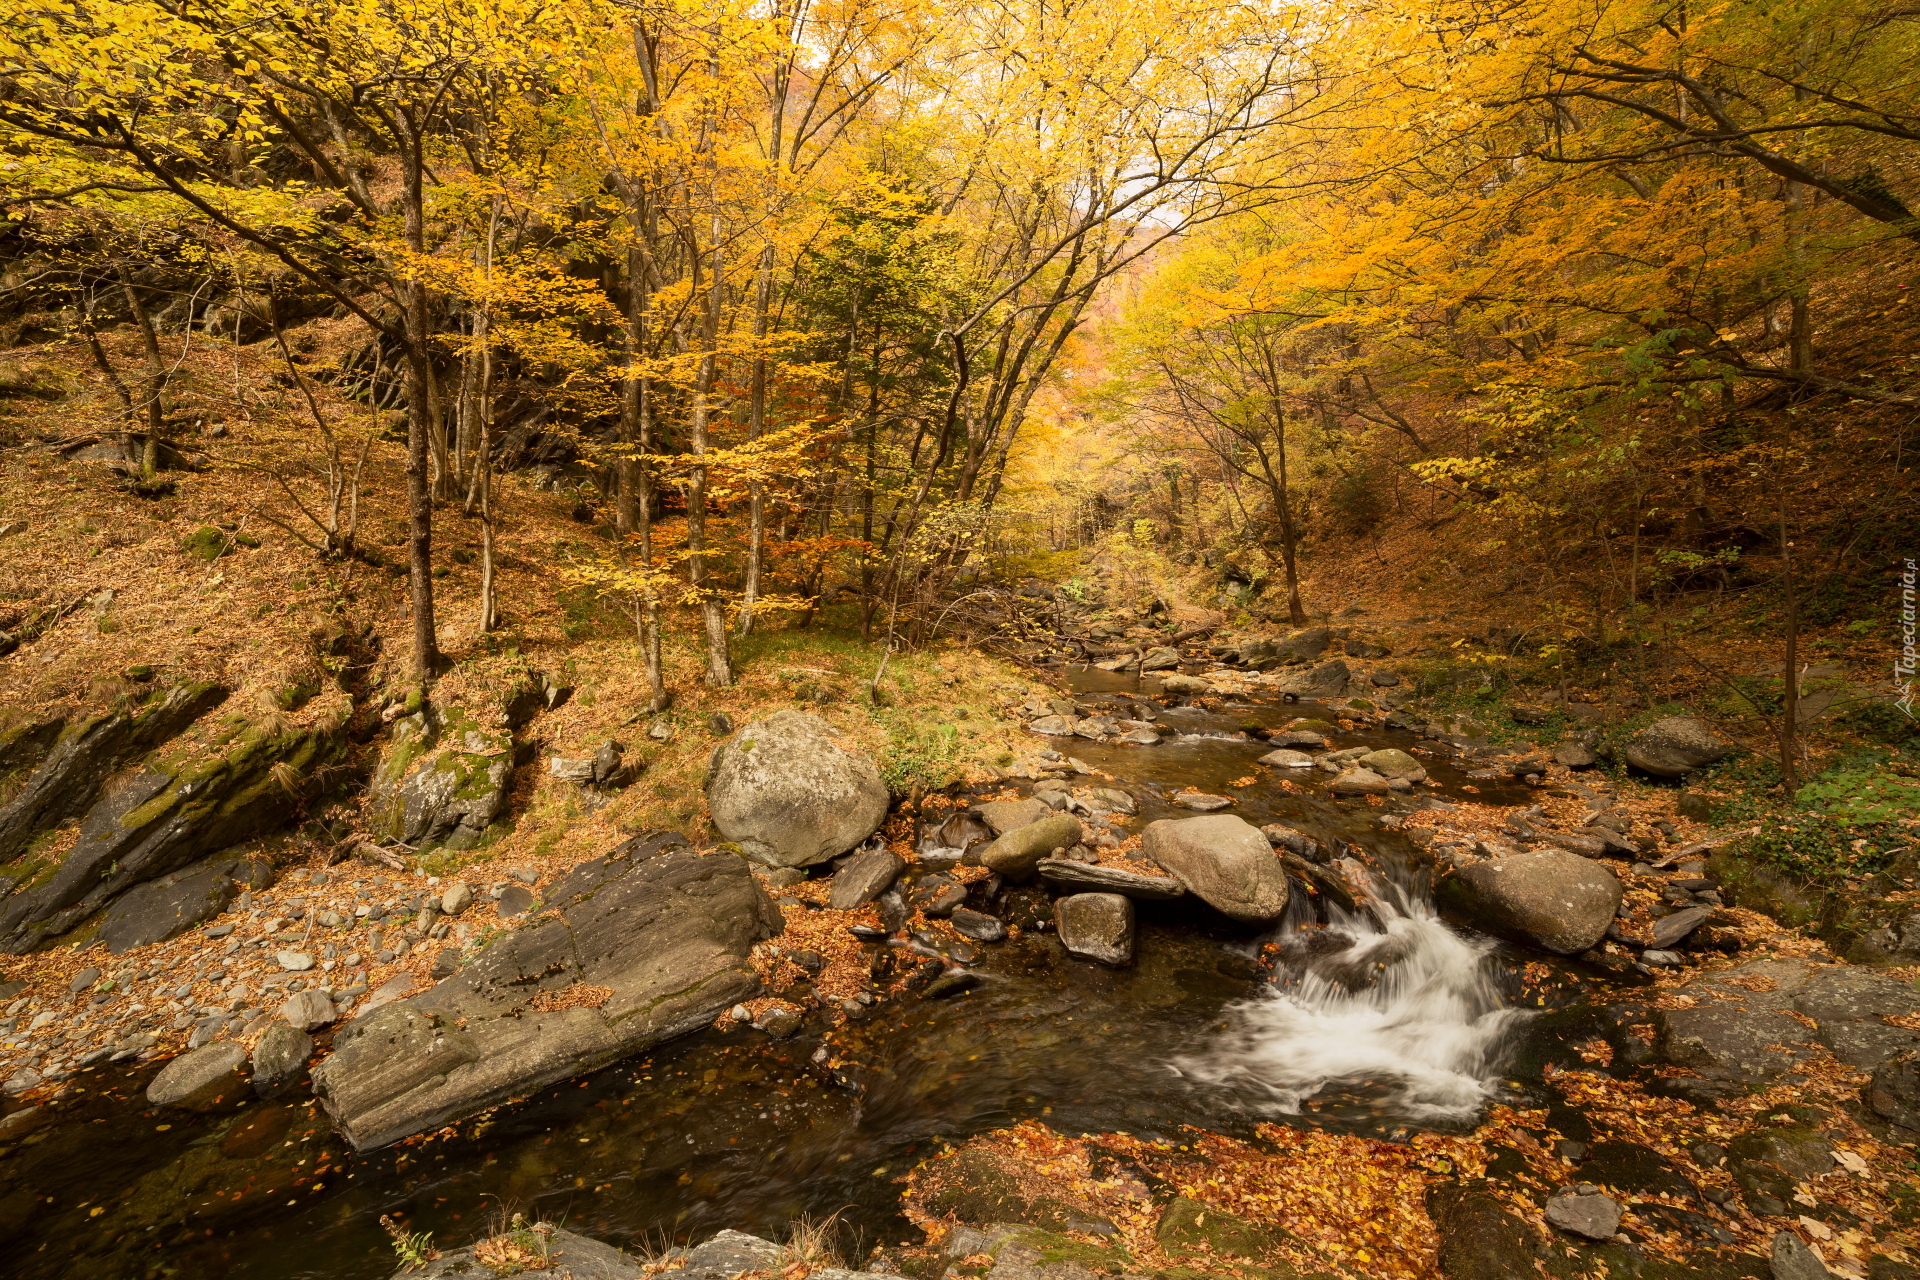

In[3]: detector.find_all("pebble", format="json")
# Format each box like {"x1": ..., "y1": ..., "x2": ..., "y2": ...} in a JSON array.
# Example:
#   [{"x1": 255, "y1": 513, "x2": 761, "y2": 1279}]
[
  {"x1": 68, "y1": 968, "x2": 101, "y2": 994},
  {"x1": 441, "y1": 883, "x2": 473, "y2": 916},
  {"x1": 276, "y1": 951, "x2": 315, "y2": 972},
  {"x1": 1545, "y1": 1186, "x2": 1620, "y2": 1240},
  {"x1": 729, "y1": 1004, "x2": 752, "y2": 1023}
]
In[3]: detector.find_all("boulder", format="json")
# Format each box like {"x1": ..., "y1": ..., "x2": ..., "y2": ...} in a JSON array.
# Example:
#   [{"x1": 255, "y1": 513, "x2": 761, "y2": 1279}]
[
  {"x1": 1270, "y1": 627, "x2": 1332, "y2": 666},
  {"x1": 1329, "y1": 767, "x2": 1392, "y2": 796},
  {"x1": 93, "y1": 852, "x2": 267, "y2": 953},
  {"x1": 312, "y1": 833, "x2": 782, "y2": 1149},
  {"x1": 1056, "y1": 893, "x2": 1134, "y2": 966},
  {"x1": 976, "y1": 814, "x2": 1083, "y2": 880},
  {"x1": 1256, "y1": 748, "x2": 1314, "y2": 768},
  {"x1": 704, "y1": 711, "x2": 889, "y2": 868},
  {"x1": 251, "y1": 1022, "x2": 313, "y2": 1098},
  {"x1": 1544, "y1": 1186, "x2": 1620, "y2": 1241},
  {"x1": 1426, "y1": 1183, "x2": 1540, "y2": 1280},
  {"x1": 1868, "y1": 1050, "x2": 1920, "y2": 1131},
  {"x1": 1275, "y1": 659, "x2": 1351, "y2": 699},
  {"x1": 1158, "y1": 673, "x2": 1211, "y2": 695},
  {"x1": 1138, "y1": 646, "x2": 1180, "y2": 672},
  {"x1": 147, "y1": 1041, "x2": 251, "y2": 1111},
  {"x1": 948, "y1": 908, "x2": 1008, "y2": 943},
  {"x1": 1771, "y1": 1231, "x2": 1832, "y2": 1280},
  {"x1": 1554, "y1": 738, "x2": 1599, "y2": 769},
  {"x1": 828, "y1": 847, "x2": 904, "y2": 910},
  {"x1": 368, "y1": 704, "x2": 513, "y2": 850},
  {"x1": 1027, "y1": 715, "x2": 1077, "y2": 735},
  {"x1": 974, "y1": 798, "x2": 1053, "y2": 836},
  {"x1": 278, "y1": 988, "x2": 337, "y2": 1032},
  {"x1": 1036, "y1": 859, "x2": 1186, "y2": 900},
  {"x1": 1624, "y1": 715, "x2": 1730, "y2": 777},
  {"x1": 1438, "y1": 851, "x2": 1621, "y2": 954},
  {"x1": 1356, "y1": 748, "x2": 1426, "y2": 782},
  {"x1": 1140, "y1": 815, "x2": 1289, "y2": 923}
]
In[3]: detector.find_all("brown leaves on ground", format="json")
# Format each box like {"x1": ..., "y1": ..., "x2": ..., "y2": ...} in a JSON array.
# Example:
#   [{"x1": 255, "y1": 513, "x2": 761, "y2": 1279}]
[{"x1": 529, "y1": 983, "x2": 613, "y2": 1012}]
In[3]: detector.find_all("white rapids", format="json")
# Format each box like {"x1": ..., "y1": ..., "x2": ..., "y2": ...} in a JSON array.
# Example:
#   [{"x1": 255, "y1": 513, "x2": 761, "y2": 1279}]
[{"x1": 1175, "y1": 867, "x2": 1527, "y2": 1122}]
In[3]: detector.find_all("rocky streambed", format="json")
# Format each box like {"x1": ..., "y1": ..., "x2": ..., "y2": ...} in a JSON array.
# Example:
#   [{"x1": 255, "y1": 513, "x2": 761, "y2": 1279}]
[{"x1": 2, "y1": 654, "x2": 1918, "y2": 1280}]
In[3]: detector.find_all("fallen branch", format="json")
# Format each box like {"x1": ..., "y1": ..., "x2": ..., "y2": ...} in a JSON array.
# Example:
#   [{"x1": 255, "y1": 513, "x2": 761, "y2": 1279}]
[{"x1": 1650, "y1": 827, "x2": 1760, "y2": 869}]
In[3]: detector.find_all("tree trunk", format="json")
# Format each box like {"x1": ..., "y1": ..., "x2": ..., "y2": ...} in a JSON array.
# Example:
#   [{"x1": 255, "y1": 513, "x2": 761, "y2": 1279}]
[
  {"x1": 399, "y1": 118, "x2": 440, "y2": 682},
  {"x1": 687, "y1": 215, "x2": 732, "y2": 686}
]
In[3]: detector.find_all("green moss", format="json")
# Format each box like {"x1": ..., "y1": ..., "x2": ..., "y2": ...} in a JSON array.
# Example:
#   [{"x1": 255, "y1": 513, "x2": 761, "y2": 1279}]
[{"x1": 181, "y1": 526, "x2": 229, "y2": 562}]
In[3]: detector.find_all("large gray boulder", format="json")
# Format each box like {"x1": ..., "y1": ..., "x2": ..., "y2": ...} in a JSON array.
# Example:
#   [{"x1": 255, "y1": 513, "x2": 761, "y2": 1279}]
[
  {"x1": 1624, "y1": 715, "x2": 1729, "y2": 777},
  {"x1": 1239, "y1": 628, "x2": 1329, "y2": 669},
  {"x1": 1356, "y1": 748, "x2": 1426, "y2": 782},
  {"x1": 368, "y1": 704, "x2": 513, "y2": 850},
  {"x1": 313, "y1": 832, "x2": 782, "y2": 1150},
  {"x1": 1139, "y1": 815, "x2": 1289, "y2": 923},
  {"x1": 147, "y1": 1041, "x2": 250, "y2": 1111},
  {"x1": 1438, "y1": 850, "x2": 1620, "y2": 954},
  {"x1": 974, "y1": 798, "x2": 1052, "y2": 836},
  {"x1": 705, "y1": 711, "x2": 889, "y2": 868},
  {"x1": 251, "y1": 1022, "x2": 313, "y2": 1098},
  {"x1": 1275, "y1": 659, "x2": 1351, "y2": 699}
]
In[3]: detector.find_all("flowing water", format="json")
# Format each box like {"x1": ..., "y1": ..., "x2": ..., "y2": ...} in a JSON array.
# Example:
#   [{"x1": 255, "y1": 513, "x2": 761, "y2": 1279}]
[{"x1": 0, "y1": 665, "x2": 1584, "y2": 1279}]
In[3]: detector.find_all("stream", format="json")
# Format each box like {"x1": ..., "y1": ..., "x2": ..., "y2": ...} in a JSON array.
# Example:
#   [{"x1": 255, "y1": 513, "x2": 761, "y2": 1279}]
[{"x1": 0, "y1": 666, "x2": 1594, "y2": 1280}]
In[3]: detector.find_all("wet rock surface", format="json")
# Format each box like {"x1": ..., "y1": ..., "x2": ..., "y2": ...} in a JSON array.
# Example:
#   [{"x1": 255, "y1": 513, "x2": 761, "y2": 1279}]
[{"x1": 1437, "y1": 850, "x2": 1621, "y2": 954}]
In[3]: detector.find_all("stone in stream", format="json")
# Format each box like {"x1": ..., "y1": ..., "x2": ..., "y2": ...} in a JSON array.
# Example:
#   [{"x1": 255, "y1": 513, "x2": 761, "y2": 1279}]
[
  {"x1": 975, "y1": 814, "x2": 1083, "y2": 880},
  {"x1": 400, "y1": 1226, "x2": 649, "y2": 1280},
  {"x1": 1172, "y1": 792, "x2": 1233, "y2": 811},
  {"x1": 1257, "y1": 748, "x2": 1315, "y2": 768},
  {"x1": 704, "y1": 711, "x2": 889, "y2": 867},
  {"x1": 974, "y1": 798, "x2": 1053, "y2": 835},
  {"x1": 1356, "y1": 747, "x2": 1426, "y2": 782},
  {"x1": 1260, "y1": 823, "x2": 1322, "y2": 860},
  {"x1": 1027, "y1": 715, "x2": 1077, "y2": 735},
  {"x1": 1159, "y1": 673, "x2": 1211, "y2": 695},
  {"x1": 828, "y1": 847, "x2": 905, "y2": 910},
  {"x1": 948, "y1": 908, "x2": 1008, "y2": 942},
  {"x1": 251, "y1": 1022, "x2": 313, "y2": 1098},
  {"x1": 1544, "y1": 1186, "x2": 1621, "y2": 1240},
  {"x1": 1116, "y1": 729, "x2": 1162, "y2": 745},
  {"x1": 1265, "y1": 729, "x2": 1327, "y2": 748},
  {"x1": 1140, "y1": 815, "x2": 1289, "y2": 924},
  {"x1": 1437, "y1": 850, "x2": 1621, "y2": 955},
  {"x1": 1138, "y1": 646, "x2": 1180, "y2": 671},
  {"x1": 147, "y1": 1040, "x2": 251, "y2": 1111},
  {"x1": 1624, "y1": 714, "x2": 1730, "y2": 777},
  {"x1": 1036, "y1": 858, "x2": 1185, "y2": 900},
  {"x1": 312, "y1": 832, "x2": 782, "y2": 1150},
  {"x1": 1275, "y1": 659, "x2": 1352, "y2": 699},
  {"x1": 1056, "y1": 893, "x2": 1134, "y2": 966},
  {"x1": 1329, "y1": 767, "x2": 1392, "y2": 796},
  {"x1": 278, "y1": 988, "x2": 336, "y2": 1032}
]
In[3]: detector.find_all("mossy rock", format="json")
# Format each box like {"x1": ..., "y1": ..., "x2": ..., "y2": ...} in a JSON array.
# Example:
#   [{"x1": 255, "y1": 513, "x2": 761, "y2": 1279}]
[
  {"x1": 1707, "y1": 851, "x2": 1824, "y2": 931},
  {"x1": 921, "y1": 1148, "x2": 1115, "y2": 1234},
  {"x1": 1539, "y1": 1242, "x2": 1764, "y2": 1280},
  {"x1": 181, "y1": 526, "x2": 229, "y2": 562},
  {"x1": 1284, "y1": 718, "x2": 1338, "y2": 733},
  {"x1": 990, "y1": 1226, "x2": 1132, "y2": 1274},
  {"x1": 1155, "y1": 1196, "x2": 1291, "y2": 1261}
]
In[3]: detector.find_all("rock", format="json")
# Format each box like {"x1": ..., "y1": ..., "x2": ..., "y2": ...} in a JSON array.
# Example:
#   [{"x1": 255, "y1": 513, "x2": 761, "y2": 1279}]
[
  {"x1": 1426, "y1": 1183, "x2": 1540, "y2": 1280},
  {"x1": 975, "y1": 798, "x2": 1053, "y2": 836},
  {"x1": 368, "y1": 704, "x2": 513, "y2": 850},
  {"x1": 1370, "y1": 669, "x2": 1401, "y2": 687},
  {"x1": 923, "y1": 1147, "x2": 1117, "y2": 1234},
  {"x1": 406, "y1": 1227, "x2": 648, "y2": 1280},
  {"x1": 921, "y1": 969, "x2": 982, "y2": 999},
  {"x1": 278, "y1": 988, "x2": 336, "y2": 1032},
  {"x1": 495, "y1": 885, "x2": 534, "y2": 917},
  {"x1": 1036, "y1": 859, "x2": 1185, "y2": 900},
  {"x1": 146, "y1": 1041, "x2": 250, "y2": 1111},
  {"x1": 1554, "y1": 738, "x2": 1600, "y2": 769},
  {"x1": 1267, "y1": 729, "x2": 1327, "y2": 747},
  {"x1": 1275, "y1": 659, "x2": 1351, "y2": 699},
  {"x1": 947, "y1": 908, "x2": 1007, "y2": 942},
  {"x1": 1156, "y1": 1195, "x2": 1287, "y2": 1261},
  {"x1": 277, "y1": 950, "x2": 314, "y2": 972},
  {"x1": 1027, "y1": 715, "x2": 1077, "y2": 735},
  {"x1": 1772, "y1": 1230, "x2": 1832, "y2": 1280},
  {"x1": 759, "y1": 1006, "x2": 802, "y2": 1038},
  {"x1": 677, "y1": 1230, "x2": 785, "y2": 1280},
  {"x1": 313, "y1": 834, "x2": 782, "y2": 1149},
  {"x1": 429, "y1": 947, "x2": 461, "y2": 979},
  {"x1": 439, "y1": 883, "x2": 473, "y2": 916},
  {"x1": 549, "y1": 755, "x2": 595, "y2": 783},
  {"x1": 1056, "y1": 893, "x2": 1133, "y2": 966},
  {"x1": 1115, "y1": 728, "x2": 1162, "y2": 745},
  {"x1": 3, "y1": 1069, "x2": 41, "y2": 1094},
  {"x1": 1544, "y1": 1186, "x2": 1621, "y2": 1240},
  {"x1": 1650, "y1": 906, "x2": 1714, "y2": 949},
  {"x1": 1140, "y1": 815, "x2": 1289, "y2": 923},
  {"x1": 1158, "y1": 673, "x2": 1211, "y2": 695},
  {"x1": 1138, "y1": 646, "x2": 1180, "y2": 672},
  {"x1": 1256, "y1": 748, "x2": 1315, "y2": 768},
  {"x1": 1729, "y1": 1126, "x2": 1834, "y2": 1181},
  {"x1": 705, "y1": 711, "x2": 890, "y2": 868},
  {"x1": 1172, "y1": 791, "x2": 1233, "y2": 811},
  {"x1": 1438, "y1": 851, "x2": 1622, "y2": 954},
  {"x1": 251, "y1": 1022, "x2": 313, "y2": 1098},
  {"x1": 976, "y1": 814, "x2": 1083, "y2": 881},
  {"x1": 1329, "y1": 767, "x2": 1392, "y2": 795},
  {"x1": 1625, "y1": 715, "x2": 1730, "y2": 777},
  {"x1": 1869, "y1": 1050, "x2": 1920, "y2": 1130},
  {"x1": 1270, "y1": 627, "x2": 1332, "y2": 665},
  {"x1": 1356, "y1": 748, "x2": 1427, "y2": 781},
  {"x1": 827, "y1": 847, "x2": 905, "y2": 910}
]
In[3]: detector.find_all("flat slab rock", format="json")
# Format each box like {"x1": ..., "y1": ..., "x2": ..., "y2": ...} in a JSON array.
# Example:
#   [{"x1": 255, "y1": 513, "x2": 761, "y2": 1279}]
[
  {"x1": 402, "y1": 1227, "x2": 646, "y2": 1279},
  {"x1": 1036, "y1": 858, "x2": 1184, "y2": 900},
  {"x1": 313, "y1": 833, "x2": 782, "y2": 1150},
  {"x1": 1656, "y1": 956, "x2": 1920, "y2": 1086}
]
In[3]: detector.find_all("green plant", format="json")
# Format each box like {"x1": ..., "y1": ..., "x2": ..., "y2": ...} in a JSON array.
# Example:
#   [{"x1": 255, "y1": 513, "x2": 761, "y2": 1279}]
[{"x1": 381, "y1": 1215, "x2": 436, "y2": 1271}]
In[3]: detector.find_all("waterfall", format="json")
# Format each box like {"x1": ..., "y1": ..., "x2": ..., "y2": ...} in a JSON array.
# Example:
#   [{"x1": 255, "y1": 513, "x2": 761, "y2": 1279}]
[{"x1": 1176, "y1": 865, "x2": 1526, "y2": 1122}]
